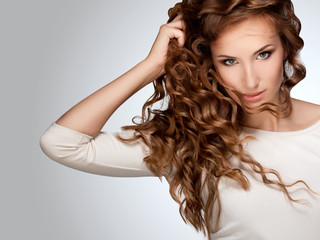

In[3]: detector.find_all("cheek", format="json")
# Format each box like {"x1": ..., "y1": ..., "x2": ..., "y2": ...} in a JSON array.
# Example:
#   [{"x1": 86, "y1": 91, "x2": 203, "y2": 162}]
[
  {"x1": 214, "y1": 64, "x2": 241, "y2": 89},
  {"x1": 213, "y1": 64, "x2": 242, "y2": 102},
  {"x1": 260, "y1": 55, "x2": 284, "y2": 86}
]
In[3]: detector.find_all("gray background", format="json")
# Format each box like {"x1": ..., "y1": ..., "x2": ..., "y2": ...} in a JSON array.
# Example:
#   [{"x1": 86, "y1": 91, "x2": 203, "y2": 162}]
[{"x1": 1, "y1": 0, "x2": 319, "y2": 239}]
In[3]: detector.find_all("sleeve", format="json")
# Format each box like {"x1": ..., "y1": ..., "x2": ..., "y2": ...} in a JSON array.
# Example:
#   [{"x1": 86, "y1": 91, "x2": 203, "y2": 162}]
[{"x1": 39, "y1": 122, "x2": 155, "y2": 177}]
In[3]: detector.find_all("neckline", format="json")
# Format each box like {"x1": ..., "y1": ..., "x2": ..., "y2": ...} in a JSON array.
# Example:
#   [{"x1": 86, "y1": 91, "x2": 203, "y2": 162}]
[{"x1": 241, "y1": 119, "x2": 320, "y2": 136}]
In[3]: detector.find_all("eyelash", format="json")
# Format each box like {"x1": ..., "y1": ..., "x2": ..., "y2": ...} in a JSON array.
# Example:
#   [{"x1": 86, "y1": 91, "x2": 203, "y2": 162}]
[
  {"x1": 222, "y1": 51, "x2": 273, "y2": 66},
  {"x1": 257, "y1": 51, "x2": 272, "y2": 60}
]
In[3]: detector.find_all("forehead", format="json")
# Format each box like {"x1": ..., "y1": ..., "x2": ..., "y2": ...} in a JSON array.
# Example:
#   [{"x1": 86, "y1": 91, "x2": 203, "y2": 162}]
[{"x1": 211, "y1": 17, "x2": 279, "y2": 54}]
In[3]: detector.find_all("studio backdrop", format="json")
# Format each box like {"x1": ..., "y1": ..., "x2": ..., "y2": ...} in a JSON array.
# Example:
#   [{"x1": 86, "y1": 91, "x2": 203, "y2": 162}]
[{"x1": 1, "y1": 0, "x2": 319, "y2": 240}]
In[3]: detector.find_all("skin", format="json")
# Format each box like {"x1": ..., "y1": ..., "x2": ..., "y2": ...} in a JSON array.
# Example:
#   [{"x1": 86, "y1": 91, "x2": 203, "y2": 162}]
[
  {"x1": 54, "y1": 15, "x2": 186, "y2": 137},
  {"x1": 211, "y1": 17, "x2": 285, "y2": 108},
  {"x1": 55, "y1": 14, "x2": 320, "y2": 137},
  {"x1": 210, "y1": 16, "x2": 320, "y2": 131}
]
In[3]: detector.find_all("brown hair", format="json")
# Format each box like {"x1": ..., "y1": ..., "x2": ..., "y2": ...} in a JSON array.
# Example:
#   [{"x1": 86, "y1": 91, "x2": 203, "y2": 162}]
[{"x1": 118, "y1": 0, "x2": 316, "y2": 239}]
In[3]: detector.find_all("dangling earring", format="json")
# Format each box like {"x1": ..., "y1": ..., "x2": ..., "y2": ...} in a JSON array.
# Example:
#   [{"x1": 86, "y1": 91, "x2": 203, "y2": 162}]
[
  {"x1": 280, "y1": 78, "x2": 285, "y2": 91},
  {"x1": 281, "y1": 57, "x2": 288, "y2": 91}
]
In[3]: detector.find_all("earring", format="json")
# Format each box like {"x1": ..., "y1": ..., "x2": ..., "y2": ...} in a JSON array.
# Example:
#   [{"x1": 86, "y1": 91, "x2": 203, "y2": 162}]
[{"x1": 280, "y1": 78, "x2": 285, "y2": 91}]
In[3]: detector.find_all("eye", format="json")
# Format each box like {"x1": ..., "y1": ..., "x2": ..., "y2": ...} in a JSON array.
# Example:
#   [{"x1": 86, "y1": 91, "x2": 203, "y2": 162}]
[
  {"x1": 257, "y1": 51, "x2": 271, "y2": 60},
  {"x1": 223, "y1": 59, "x2": 238, "y2": 66}
]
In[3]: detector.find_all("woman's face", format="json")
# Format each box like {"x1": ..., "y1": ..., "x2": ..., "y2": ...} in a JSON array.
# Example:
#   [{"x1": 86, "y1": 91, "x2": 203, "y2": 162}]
[{"x1": 210, "y1": 16, "x2": 285, "y2": 107}]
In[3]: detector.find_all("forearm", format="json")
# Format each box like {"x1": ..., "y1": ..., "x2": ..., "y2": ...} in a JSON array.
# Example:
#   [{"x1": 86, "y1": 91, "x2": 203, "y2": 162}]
[
  {"x1": 54, "y1": 15, "x2": 185, "y2": 138},
  {"x1": 55, "y1": 59, "x2": 163, "y2": 138}
]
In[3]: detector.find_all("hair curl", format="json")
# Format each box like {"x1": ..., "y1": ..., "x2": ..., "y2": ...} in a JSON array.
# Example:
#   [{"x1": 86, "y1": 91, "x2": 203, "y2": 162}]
[{"x1": 118, "y1": 0, "x2": 317, "y2": 239}]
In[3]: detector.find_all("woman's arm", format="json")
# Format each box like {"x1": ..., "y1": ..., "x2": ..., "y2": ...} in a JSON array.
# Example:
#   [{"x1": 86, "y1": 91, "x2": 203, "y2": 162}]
[
  {"x1": 54, "y1": 16, "x2": 185, "y2": 138},
  {"x1": 40, "y1": 122, "x2": 153, "y2": 177},
  {"x1": 54, "y1": 60, "x2": 161, "y2": 138},
  {"x1": 39, "y1": 15, "x2": 185, "y2": 177}
]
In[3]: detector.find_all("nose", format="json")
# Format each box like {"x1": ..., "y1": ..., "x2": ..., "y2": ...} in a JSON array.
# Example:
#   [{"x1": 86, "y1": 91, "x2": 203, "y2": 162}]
[{"x1": 242, "y1": 63, "x2": 259, "y2": 90}]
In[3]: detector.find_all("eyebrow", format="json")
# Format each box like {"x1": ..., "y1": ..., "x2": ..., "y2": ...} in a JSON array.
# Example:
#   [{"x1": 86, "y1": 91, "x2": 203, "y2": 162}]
[{"x1": 216, "y1": 44, "x2": 275, "y2": 58}]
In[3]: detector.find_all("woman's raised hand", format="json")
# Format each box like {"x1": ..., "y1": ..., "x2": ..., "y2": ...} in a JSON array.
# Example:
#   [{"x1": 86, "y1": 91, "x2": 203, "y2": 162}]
[
  {"x1": 53, "y1": 15, "x2": 186, "y2": 137},
  {"x1": 145, "y1": 14, "x2": 186, "y2": 78}
]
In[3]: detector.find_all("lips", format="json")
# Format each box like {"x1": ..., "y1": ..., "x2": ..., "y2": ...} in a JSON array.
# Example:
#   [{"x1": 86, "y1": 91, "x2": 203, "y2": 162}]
[{"x1": 242, "y1": 90, "x2": 265, "y2": 102}]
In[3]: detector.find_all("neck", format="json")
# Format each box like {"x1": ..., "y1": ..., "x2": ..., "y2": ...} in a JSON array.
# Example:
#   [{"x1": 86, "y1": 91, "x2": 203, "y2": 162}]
[{"x1": 241, "y1": 97, "x2": 293, "y2": 132}]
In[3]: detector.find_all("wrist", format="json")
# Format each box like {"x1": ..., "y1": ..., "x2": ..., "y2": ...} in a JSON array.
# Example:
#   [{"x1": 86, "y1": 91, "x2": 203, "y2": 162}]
[{"x1": 139, "y1": 58, "x2": 165, "y2": 83}]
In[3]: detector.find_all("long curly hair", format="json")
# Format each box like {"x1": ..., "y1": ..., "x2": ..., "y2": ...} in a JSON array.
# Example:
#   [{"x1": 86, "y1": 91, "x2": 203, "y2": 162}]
[{"x1": 118, "y1": 0, "x2": 316, "y2": 239}]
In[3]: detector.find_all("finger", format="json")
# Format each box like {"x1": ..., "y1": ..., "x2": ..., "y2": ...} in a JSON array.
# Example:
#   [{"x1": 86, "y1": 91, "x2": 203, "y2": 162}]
[
  {"x1": 167, "y1": 19, "x2": 186, "y2": 31},
  {"x1": 167, "y1": 28, "x2": 185, "y2": 47},
  {"x1": 171, "y1": 13, "x2": 183, "y2": 22},
  {"x1": 177, "y1": 34, "x2": 185, "y2": 47}
]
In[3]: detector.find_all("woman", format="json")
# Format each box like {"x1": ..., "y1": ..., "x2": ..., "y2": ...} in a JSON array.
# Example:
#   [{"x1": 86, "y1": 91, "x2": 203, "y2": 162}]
[{"x1": 40, "y1": 0, "x2": 320, "y2": 239}]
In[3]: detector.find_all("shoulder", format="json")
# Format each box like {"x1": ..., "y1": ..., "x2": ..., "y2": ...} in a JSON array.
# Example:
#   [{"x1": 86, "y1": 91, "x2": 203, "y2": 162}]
[{"x1": 291, "y1": 98, "x2": 320, "y2": 126}]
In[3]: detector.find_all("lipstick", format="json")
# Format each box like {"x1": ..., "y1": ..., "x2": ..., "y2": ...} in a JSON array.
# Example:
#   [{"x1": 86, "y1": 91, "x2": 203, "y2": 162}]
[{"x1": 242, "y1": 91, "x2": 265, "y2": 102}]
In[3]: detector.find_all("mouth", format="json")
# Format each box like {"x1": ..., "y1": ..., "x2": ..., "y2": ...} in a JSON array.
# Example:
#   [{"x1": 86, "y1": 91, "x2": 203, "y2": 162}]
[{"x1": 242, "y1": 90, "x2": 265, "y2": 102}]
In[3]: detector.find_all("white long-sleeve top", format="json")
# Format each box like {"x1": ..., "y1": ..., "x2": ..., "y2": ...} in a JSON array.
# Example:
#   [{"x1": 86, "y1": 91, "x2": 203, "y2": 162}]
[
  {"x1": 39, "y1": 122, "x2": 153, "y2": 177},
  {"x1": 39, "y1": 120, "x2": 320, "y2": 240}
]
